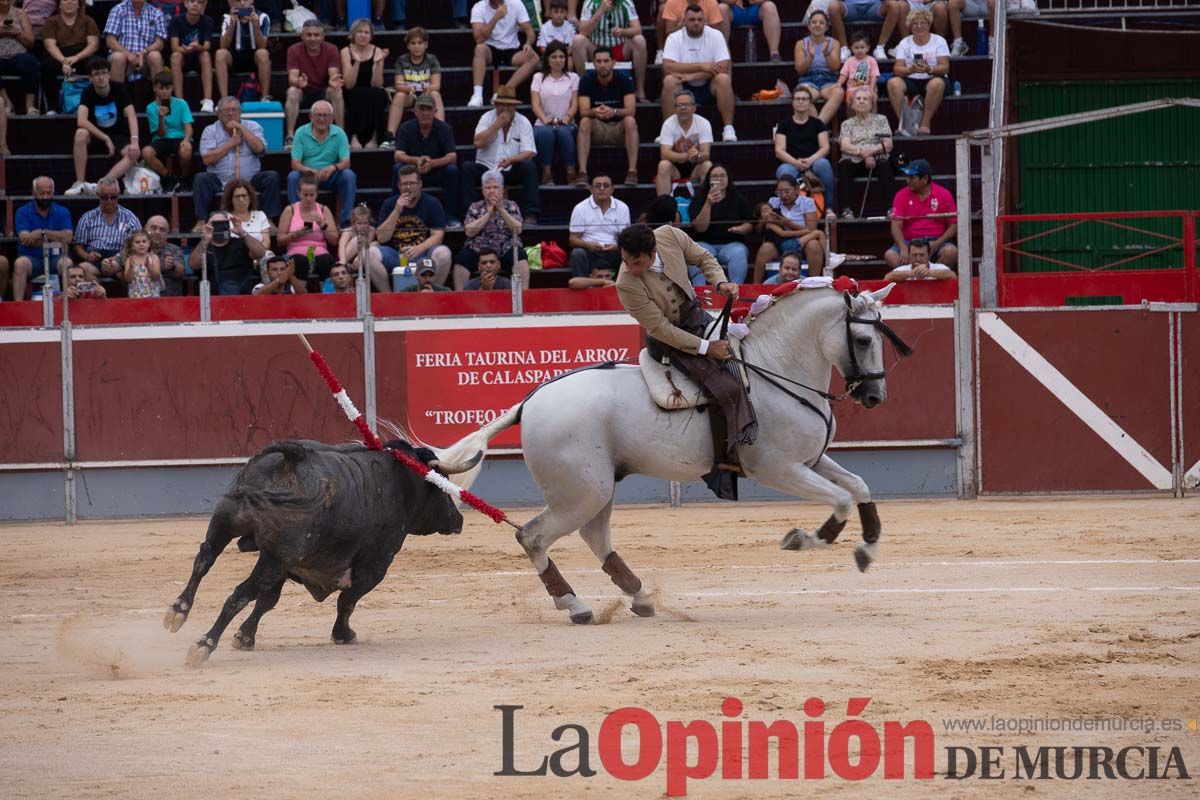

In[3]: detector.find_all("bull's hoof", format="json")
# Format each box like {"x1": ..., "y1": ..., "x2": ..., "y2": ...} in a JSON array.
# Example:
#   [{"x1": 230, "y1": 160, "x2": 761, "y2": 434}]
[
  {"x1": 185, "y1": 637, "x2": 214, "y2": 668},
  {"x1": 163, "y1": 599, "x2": 189, "y2": 633},
  {"x1": 569, "y1": 611, "x2": 594, "y2": 625},
  {"x1": 780, "y1": 528, "x2": 826, "y2": 551},
  {"x1": 332, "y1": 631, "x2": 357, "y2": 645},
  {"x1": 854, "y1": 542, "x2": 877, "y2": 573},
  {"x1": 631, "y1": 603, "x2": 656, "y2": 618},
  {"x1": 231, "y1": 630, "x2": 255, "y2": 651}
]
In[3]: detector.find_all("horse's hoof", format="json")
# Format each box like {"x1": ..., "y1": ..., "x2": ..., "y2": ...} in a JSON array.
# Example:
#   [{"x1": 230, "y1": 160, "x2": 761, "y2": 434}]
[
  {"x1": 854, "y1": 542, "x2": 877, "y2": 573},
  {"x1": 631, "y1": 603, "x2": 656, "y2": 618},
  {"x1": 570, "y1": 611, "x2": 594, "y2": 625},
  {"x1": 781, "y1": 528, "x2": 826, "y2": 551},
  {"x1": 185, "y1": 638, "x2": 214, "y2": 668},
  {"x1": 231, "y1": 630, "x2": 255, "y2": 651},
  {"x1": 332, "y1": 631, "x2": 357, "y2": 645},
  {"x1": 162, "y1": 600, "x2": 188, "y2": 633}
]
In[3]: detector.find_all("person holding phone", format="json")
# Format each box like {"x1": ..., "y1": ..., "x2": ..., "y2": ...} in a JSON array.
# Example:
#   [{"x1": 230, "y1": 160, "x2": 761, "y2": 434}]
[
  {"x1": 189, "y1": 210, "x2": 266, "y2": 295},
  {"x1": 0, "y1": 0, "x2": 38, "y2": 115},
  {"x1": 886, "y1": 6, "x2": 950, "y2": 135},
  {"x1": 66, "y1": 264, "x2": 108, "y2": 300},
  {"x1": 277, "y1": 172, "x2": 338, "y2": 283}
]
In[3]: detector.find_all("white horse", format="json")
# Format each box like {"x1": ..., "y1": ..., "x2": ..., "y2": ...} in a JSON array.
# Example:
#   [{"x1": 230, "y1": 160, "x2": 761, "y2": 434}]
[{"x1": 454, "y1": 283, "x2": 908, "y2": 624}]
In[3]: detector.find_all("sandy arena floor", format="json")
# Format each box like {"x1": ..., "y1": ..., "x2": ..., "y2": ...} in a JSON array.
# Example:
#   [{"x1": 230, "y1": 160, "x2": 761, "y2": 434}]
[{"x1": 0, "y1": 497, "x2": 1198, "y2": 799}]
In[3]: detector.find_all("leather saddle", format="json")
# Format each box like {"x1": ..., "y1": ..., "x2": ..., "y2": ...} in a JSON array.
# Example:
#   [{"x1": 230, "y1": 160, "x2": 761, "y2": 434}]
[{"x1": 638, "y1": 339, "x2": 750, "y2": 411}]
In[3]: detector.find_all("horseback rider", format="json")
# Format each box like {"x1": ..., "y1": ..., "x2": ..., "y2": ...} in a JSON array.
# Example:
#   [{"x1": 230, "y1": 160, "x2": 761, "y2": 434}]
[{"x1": 615, "y1": 223, "x2": 757, "y2": 500}]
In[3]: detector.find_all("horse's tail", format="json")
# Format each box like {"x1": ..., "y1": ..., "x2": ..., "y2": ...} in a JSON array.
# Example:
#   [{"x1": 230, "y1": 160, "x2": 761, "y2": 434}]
[{"x1": 433, "y1": 404, "x2": 523, "y2": 494}]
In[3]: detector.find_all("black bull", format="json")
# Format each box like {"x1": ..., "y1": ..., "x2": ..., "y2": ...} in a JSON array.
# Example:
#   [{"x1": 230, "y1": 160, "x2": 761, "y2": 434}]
[{"x1": 164, "y1": 439, "x2": 480, "y2": 667}]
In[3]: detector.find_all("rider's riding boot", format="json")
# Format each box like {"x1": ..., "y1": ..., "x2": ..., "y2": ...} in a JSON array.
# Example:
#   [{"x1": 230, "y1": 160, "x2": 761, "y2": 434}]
[{"x1": 702, "y1": 407, "x2": 740, "y2": 500}]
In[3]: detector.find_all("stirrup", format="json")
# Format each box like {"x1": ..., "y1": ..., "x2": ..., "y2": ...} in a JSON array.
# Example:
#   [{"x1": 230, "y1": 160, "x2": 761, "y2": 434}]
[{"x1": 716, "y1": 462, "x2": 744, "y2": 475}]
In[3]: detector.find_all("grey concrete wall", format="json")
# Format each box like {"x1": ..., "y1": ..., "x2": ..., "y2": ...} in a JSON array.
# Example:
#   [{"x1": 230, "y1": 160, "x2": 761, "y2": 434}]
[{"x1": 0, "y1": 448, "x2": 956, "y2": 522}]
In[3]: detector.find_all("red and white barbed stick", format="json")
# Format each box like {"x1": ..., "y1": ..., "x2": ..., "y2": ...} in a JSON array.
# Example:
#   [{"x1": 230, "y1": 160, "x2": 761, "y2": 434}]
[{"x1": 297, "y1": 334, "x2": 518, "y2": 529}]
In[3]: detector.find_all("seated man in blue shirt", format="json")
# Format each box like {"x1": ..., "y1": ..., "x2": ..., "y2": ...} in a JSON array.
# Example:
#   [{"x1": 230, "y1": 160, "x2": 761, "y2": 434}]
[{"x1": 12, "y1": 176, "x2": 75, "y2": 300}]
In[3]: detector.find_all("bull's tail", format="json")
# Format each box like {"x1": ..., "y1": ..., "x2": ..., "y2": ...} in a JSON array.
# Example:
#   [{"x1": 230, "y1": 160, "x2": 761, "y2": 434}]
[{"x1": 435, "y1": 404, "x2": 523, "y2": 493}]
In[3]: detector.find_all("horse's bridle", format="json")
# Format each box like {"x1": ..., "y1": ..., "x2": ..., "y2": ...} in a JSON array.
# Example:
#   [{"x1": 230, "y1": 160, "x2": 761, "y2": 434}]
[{"x1": 843, "y1": 307, "x2": 914, "y2": 391}]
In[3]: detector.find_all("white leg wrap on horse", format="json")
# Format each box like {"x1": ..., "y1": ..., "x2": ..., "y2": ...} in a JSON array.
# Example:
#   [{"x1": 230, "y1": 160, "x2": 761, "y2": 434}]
[
  {"x1": 781, "y1": 528, "x2": 829, "y2": 551},
  {"x1": 854, "y1": 541, "x2": 879, "y2": 572}
]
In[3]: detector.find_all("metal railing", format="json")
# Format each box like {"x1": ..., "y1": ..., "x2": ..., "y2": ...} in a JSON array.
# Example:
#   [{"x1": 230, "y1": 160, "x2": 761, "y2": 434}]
[{"x1": 1029, "y1": 0, "x2": 1200, "y2": 17}]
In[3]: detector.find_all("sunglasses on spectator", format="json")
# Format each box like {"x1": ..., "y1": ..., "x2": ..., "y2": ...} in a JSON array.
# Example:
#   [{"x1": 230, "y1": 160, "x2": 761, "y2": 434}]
[{"x1": 99, "y1": 194, "x2": 119, "y2": 200}]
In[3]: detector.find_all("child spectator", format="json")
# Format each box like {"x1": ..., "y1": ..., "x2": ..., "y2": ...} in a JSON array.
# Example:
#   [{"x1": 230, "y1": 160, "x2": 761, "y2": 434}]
[
  {"x1": 122, "y1": 229, "x2": 163, "y2": 298},
  {"x1": 66, "y1": 59, "x2": 140, "y2": 196},
  {"x1": 537, "y1": 0, "x2": 576, "y2": 51},
  {"x1": 217, "y1": 0, "x2": 272, "y2": 103},
  {"x1": 386, "y1": 26, "x2": 444, "y2": 140},
  {"x1": 168, "y1": 0, "x2": 214, "y2": 112},
  {"x1": 143, "y1": 71, "x2": 195, "y2": 192},
  {"x1": 253, "y1": 253, "x2": 307, "y2": 294},
  {"x1": 337, "y1": 204, "x2": 390, "y2": 292},
  {"x1": 838, "y1": 31, "x2": 880, "y2": 108}
]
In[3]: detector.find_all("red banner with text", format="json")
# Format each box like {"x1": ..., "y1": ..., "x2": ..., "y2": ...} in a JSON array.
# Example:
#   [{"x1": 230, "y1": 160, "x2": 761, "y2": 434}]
[{"x1": 403, "y1": 325, "x2": 644, "y2": 449}]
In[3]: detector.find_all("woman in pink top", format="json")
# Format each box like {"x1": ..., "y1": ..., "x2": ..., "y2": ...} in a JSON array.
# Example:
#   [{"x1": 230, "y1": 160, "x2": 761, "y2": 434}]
[
  {"x1": 530, "y1": 42, "x2": 580, "y2": 186},
  {"x1": 276, "y1": 172, "x2": 339, "y2": 282}
]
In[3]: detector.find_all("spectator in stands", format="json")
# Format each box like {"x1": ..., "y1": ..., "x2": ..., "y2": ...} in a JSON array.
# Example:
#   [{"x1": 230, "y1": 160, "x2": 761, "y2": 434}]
[
  {"x1": 531, "y1": 41, "x2": 579, "y2": 186},
  {"x1": 774, "y1": 91, "x2": 835, "y2": 213},
  {"x1": 453, "y1": 169, "x2": 527, "y2": 290},
  {"x1": 168, "y1": 0, "x2": 214, "y2": 112},
  {"x1": 216, "y1": 0, "x2": 272, "y2": 103},
  {"x1": 655, "y1": 89, "x2": 712, "y2": 195},
  {"x1": 567, "y1": 262, "x2": 616, "y2": 289},
  {"x1": 719, "y1": 1, "x2": 783, "y2": 63},
  {"x1": 333, "y1": 0, "x2": 385, "y2": 30},
  {"x1": 572, "y1": 0, "x2": 649, "y2": 103},
  {"x1": 463, "y1": 247, "x2": 512, "y2": 291},
  {"x1": 66, "y1": 264, "x2": 107, "y2": 299},
  {"x1": 278, "y1": 172, "x2": 338, "y2": 282},
  {"x1": 948, "y1": 0, "x2": 994, "y2": 56},
  {"x1": 828, "y1": 0, "x2": 900, "y2": 62},
  {"x1": 21, "y1": 0, "x2": 56, "y2": 39},
  {"x1": 286, "y1": 19, "x2": 344, "y2": 145},
  {"x1": 656, "y1": 0, "x2": 729, "y2": 64},
  {"x1": 837, "y1": 30, "x2": 881, "y2": 110},
  {"x1": 326, "y1": 262, "x2": 355, "y2": 293},
  {"x1": 194, "y1": 96, "x2": 281, "y2": 225},
  {"x1": 394, "y1": 94, "x2": 462, "y2": 226},
  {"x1": 689, "y1": 164, "x2": 752, "y2": 284},
  {"x1": 897, "y1": 0, "x2": 953, "y2": 43},
  {"x1": 103, "y1": 0, "x2": 167, "y2": 85},
  {"x1": 287, "y1": 100, "x2": 356, "y2": 227},
  {"x1": 73, "y1": 177, "x2": 142, "y2": 283},
  {"x1": 386, "y1": 27, "x2": 444, "y2": 138},
  {"x1": 142, "y1": 215, "x2": 185, "y2": 296},
  {"x1": 338, "y1": 204, "x2": 390, "y2": 292},
  {"x1": 142, "y1": 72, "x2": 194, "y2": 193},
  {"x1": 464, "y1": 85, "x2": 539, "y2": 224},
  {"x1": 121, "y1": 229, "x2": 162, "y2": 299},
  {"x1": 575, "y1": 45, "x2": 638, "y2": 188},
  {"x1": 752, "y1": 174, "x2": 825, "y2": 282},
  {"x1": 402, "y1": 261, "x2": 452, "y2": 292},
  {"x1": 340, "y1": 20, "x2": 389, "y2": 150},
  {"x1": 378, "y1": 165, "x2": 454, "y2": 281},
  {"x1": 884, "y1": 236, "x2": 955, "y2": 281},
  {"x1": 220, "y1": 178, "x2": 272, "y2": 250},
  {"x1": 661, "y1": 4, "x2": 738, "y2": 143},
  {"x1": 67, "y1": 59, "x2": 140, "y2": 196},
  {"x1": 763, "y1": 250, "x2": 802, "y2": 284},
  {"x1": 638, "y1": 193, "x2": 682, "y2": 225},
  {"x1": 39, "y1": 0, "x2": 101, "y2": 114},
  {"x1": 12, "y1": 177, "x2": 74, "y2": 302},
  {"x1": 467, "y1": 0, "x2": 541, "y2": 109},
  {"x1": 837, "y1": 89, "x2": 894, "y2": 219},
  {"x1": 191, "y1": 210, "x2": 268, "y2": 294},
  {"x1": 568, "y1": 172, "x2": 629, "y2": 279},
  {"x1": 794, "y1": 9, "x2": 843, "y2": 126},
  {"x1": 253, "y1": 254, "x2": 307, "y2": 295},
  {"x1": 885, "y1": 158, "x2": 958, "y2": 268},
  {"x1": 0, "y1": 0, "x2": 38, "y2": 114},
  {"x1": 539, "y1": 0, "x2": 577, "y2": 54},
  {"x1": 887, "y1": 6, "x2": 949, "y2": 135}
]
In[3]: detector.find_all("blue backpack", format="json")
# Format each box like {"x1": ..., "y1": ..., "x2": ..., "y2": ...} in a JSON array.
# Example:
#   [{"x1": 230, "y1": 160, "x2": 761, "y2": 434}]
[{"x1": 60, "y1": 78, "x2": 88, "y2": 115}]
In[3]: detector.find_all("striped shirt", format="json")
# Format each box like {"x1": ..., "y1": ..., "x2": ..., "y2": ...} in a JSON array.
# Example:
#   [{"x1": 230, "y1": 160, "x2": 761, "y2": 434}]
[
  {"x1": 103, "y1": 0, "x2": 168, "y2": 52},
  {"x1": 74, "y1": 206, "x2": 143, "y2": 254},
  {"x1": 581, "y1": 0, "x2": 637, "y2": 49}
]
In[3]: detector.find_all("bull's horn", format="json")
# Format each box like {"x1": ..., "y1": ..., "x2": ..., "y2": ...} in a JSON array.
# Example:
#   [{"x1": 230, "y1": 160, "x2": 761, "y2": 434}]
[{"x1": 429, "y1": 449, "x2": 484, "y2": 475}]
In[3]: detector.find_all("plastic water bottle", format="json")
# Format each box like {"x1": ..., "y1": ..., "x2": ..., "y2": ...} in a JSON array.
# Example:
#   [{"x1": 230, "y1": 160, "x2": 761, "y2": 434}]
[
  {"x1": 953, "y1": 80, "x2": 962, "y2": 97},
  {"x1": 976, "y1": 20, "x2": 988, "y2": 56}
]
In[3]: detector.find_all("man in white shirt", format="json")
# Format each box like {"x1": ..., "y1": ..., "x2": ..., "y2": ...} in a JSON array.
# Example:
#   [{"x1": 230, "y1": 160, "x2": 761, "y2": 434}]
[
  {"x1": 463, "y1": 86, "x2": 540, "y2": 223},
  {"x1": 468, "y1": 0, "x2": 541, "y2": 108},
  {"x1": 883, "y1": 237, "x2": 955, "y2": 281},
  {"x1": 568, "y1": 172, "x2": 630, "y2": 277},
  {"x1": 661, "y1": 5, "x2": 737, "y2": 142},
  {"x1": 655, "y1": 89, "x2": 713, "y2": 195}
]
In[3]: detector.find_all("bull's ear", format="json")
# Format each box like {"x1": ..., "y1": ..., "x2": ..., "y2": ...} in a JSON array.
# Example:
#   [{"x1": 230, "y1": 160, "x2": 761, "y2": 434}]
[
  {"x1": 870, "y1": 283, "x2": 897, "y2": 304},
  {"x1": 843, "y1": 290, "x2": 854, "y2": 309}
]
